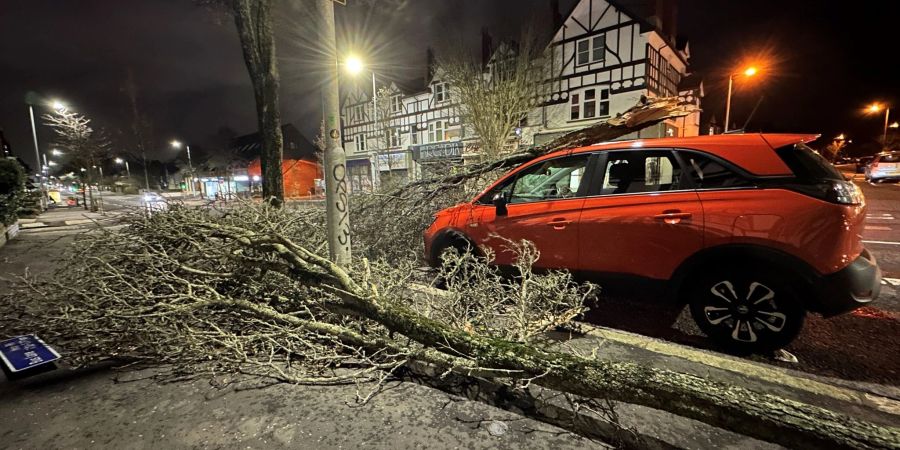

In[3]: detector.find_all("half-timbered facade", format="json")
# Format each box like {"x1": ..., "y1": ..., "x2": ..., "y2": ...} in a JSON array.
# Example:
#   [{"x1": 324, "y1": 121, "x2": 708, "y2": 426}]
[{"x1": 339, "y1": 0, "x2": 701, "y2": 191}]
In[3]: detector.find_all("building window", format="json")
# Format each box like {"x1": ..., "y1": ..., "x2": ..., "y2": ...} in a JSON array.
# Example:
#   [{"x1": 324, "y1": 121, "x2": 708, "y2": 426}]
[
  {"x1": 428, "y1": 121, "x2": 446, "y2": 142},
  {"x1": 583, "y1": 90, "x2": 596, "y2": 118},
  {"x1": 352, "y1": 104, "x2": 366, "y2": 122},
  {"x1": 357, "y1": 133, "x2": 367, "y2": 152},
  {"x1": 576, "y1": 35, "x2": 605, "y2": 66},
  {"x1": 387, "y1": 128, "x2": 400, "y2": 147},
  {"x1": 433, "y1": 82, "x2": 449, "y2": 102},
  {"x1": 411, "y1": 128, "x2": 420, "y2": 145},
  {"x1": 570, "y1": 94, "x2": 580, "y2": 120},
  {"x1": 571, "y1": 88, "x2": 609, "y2": 120},
  {"x1": 391, "y1": 96, "x2": 402, "y2": 114}
]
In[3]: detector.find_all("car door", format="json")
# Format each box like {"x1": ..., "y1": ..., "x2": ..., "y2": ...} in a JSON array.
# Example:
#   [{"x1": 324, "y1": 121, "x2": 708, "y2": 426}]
[
  {"x1": 468, "y1": 153, "x2": 593, "y2": 269},
  {"x1": 577, "y1": 149, "x2": 704, "y2": 280}
]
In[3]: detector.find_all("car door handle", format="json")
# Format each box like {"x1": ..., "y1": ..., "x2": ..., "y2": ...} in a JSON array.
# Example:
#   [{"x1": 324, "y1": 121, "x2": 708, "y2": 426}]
[
  {"x1": 654, "y1": 211, "x2": 692, "y2": 224},
  {"x1": 546, "y1": 218, "x2": 572, "y2": 228}
]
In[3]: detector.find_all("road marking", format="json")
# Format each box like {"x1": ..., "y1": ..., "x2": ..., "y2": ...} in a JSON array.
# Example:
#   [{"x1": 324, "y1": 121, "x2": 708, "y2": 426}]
[
  {"x1": 865, "y1": 226, "x2": 892, "y2": 231},
  {"x1": 882, "y1": 278, "x2": 900, "y2": 286},
  {"x1": 863, "y1": 240, "x2": 900, "y2": 245}
]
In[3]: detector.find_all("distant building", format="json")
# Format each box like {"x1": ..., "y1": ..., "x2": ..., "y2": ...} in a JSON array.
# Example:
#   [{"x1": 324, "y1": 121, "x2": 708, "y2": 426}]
[
  {"x1": 340, "y1": 0, "x2": 703, "y2": 191},
  {"x1": 223, "y1": 123, "x2": 322, "y2": 199}
]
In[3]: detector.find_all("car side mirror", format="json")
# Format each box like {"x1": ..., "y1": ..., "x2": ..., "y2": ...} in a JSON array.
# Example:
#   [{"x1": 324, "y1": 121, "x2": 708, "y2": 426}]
[{"x1": 492, "y1": 193, "x2": 508, "y2": 216}]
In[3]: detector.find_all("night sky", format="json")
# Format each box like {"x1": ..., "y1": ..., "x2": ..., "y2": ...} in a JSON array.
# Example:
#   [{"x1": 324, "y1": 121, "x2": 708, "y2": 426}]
[{"x1": 1, "y1": 0, "x2": 898, "y2": 170}]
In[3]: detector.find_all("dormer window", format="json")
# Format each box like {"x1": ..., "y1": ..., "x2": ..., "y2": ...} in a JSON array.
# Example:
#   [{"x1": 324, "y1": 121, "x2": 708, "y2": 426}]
[
  {"x1": 576, "y1": 35, "x2": 606, "y2": 66},
  {"x1": 433, "y1": 82, "x2": 449, "y2": 102}
]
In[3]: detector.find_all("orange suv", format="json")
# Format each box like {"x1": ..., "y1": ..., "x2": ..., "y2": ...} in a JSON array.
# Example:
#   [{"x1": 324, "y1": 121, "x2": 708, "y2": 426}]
[{"x1": 424, "y1": 134, "x2": 881, "y2": 353}]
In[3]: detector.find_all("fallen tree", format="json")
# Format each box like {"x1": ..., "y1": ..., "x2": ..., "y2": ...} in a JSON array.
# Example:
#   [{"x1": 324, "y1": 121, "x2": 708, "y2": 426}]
[{"x1": 4, "y1": 205, "x2": 898, "y2": 449}]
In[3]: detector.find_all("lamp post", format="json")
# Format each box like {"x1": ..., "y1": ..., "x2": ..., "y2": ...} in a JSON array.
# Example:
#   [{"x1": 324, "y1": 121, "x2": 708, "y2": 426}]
[
  {"x1": 867, "y1": 103, "x2": 892, "y2": 149},
  {"x1": 92, "y1": 164, "x2": 105, "y2": 215},
  {"x1": 26, "y1": 99, "x2": 67, "y2": 208},
  {"x1": 724, "y1": 66, "x2": 758, "y2": 133},
  {"x1": 319, "y1": 0, "x2": 351, "y2": 265},
  {"x1": 171, "y1": 140, "x2": 194, "y2": 195}
]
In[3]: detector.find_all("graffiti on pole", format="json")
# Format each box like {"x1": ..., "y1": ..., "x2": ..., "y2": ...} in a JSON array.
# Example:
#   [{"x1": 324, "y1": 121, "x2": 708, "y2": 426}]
[{"x1": 332, "y1": 156, "x2": 351, "y2": 248}]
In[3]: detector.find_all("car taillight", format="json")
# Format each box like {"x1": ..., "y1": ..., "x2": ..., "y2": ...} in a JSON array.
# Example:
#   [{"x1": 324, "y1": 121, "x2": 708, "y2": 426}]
[{"x1": 789, "y1": 180, "x2": 863, "y2": 205}]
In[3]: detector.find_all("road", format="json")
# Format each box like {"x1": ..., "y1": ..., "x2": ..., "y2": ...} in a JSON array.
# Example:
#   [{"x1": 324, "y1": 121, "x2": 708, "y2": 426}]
[{"x1": 586, "y1": 172, "x2": 900, "y2": 386}]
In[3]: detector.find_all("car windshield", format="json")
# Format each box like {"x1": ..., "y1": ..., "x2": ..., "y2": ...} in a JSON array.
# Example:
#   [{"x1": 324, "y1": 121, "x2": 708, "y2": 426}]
[
  {"x1": 877, "y1": 153, "x2": 900, "y2": 163},
  {"x1": 775, "y1": 143, "x2": 843, "y2": 181}
]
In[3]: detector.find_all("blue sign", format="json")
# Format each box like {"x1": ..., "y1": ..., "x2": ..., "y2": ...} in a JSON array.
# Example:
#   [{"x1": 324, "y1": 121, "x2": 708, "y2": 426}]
[{"x1": 0, "y1": 335, "x2": 60, "y2": 373}]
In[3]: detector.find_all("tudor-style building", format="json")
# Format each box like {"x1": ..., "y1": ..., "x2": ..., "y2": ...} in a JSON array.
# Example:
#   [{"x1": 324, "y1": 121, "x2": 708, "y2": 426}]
[{"x1": 340, "y1": 0, "x2": 702, "y2": 192}]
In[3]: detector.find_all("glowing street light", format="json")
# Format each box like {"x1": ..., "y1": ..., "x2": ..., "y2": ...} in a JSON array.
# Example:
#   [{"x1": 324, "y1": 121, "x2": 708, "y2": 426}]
[
  {"x1": 724, "y1": 65, "x2": 760, "y2": 133},
  {"x1": 51, "y1": 100, "x2": 67, "y2": 112},
  {"x1": 866, "y1": 102, "x2": 892, "y2": 148},
  {"x1": 115, "y1": 157, "x2": 131, "y2": 179},
  {"x1": 890, "y1": 122, "x2": 899, "y2": 129},
  {"x1": 345, "y1": 56, "x2": 364, "y2": 75},
  {"x1": 51, "y1": 148, "x2": 63, "y2": 156}
]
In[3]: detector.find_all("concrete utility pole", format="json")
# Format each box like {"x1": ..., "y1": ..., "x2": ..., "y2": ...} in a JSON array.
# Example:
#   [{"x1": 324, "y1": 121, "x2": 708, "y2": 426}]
[{"x1": 318, "y1": 0, "x2": 351, "y2": 265}]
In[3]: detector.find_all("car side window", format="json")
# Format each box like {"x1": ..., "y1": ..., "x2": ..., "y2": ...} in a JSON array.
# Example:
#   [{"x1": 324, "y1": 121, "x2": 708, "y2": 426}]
[
  {"x1": 488, "y1": 155, "x2": 589, "y2": 204},
  {"x1": 681, "y1": 152, "x2": 751, "y2": 189},
  {"x1": 599, "y1": 151, "x2": 682, "y2": 195}
]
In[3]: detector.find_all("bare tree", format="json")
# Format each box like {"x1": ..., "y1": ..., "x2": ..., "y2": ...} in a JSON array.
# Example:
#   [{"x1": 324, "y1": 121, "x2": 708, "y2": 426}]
[
  {"x1": 374, "y1": 86, "x2": 398, "y2": 187},
  {"x1": 43, "y1": 108, "x2": 111, "y2": 210},
  {"x1": 437, "y1": 32, "x2": 548, "y2": 161},
  {"x1": 199, "y1": 0, "x2": 284, "y2": 205}
]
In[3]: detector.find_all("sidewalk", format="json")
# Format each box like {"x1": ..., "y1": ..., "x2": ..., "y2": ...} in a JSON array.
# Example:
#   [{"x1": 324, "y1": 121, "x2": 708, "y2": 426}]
[{"x1": 17, "y1": 206, "x2": 119, "y2": 229}]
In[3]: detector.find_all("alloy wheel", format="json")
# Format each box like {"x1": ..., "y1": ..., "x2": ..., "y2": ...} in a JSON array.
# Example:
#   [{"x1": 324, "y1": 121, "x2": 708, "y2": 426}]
[{"x1": 702, "y1": 280, "x2": 788, "y2": 343}]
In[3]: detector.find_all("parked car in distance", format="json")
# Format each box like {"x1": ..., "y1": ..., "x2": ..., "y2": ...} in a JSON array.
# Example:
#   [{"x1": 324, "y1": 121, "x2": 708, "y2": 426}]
[
  {"x1": 424, "y1": 134, "x2": 880, "y2": 354},
  {"x1": 865, "y1": 152, "x2": 900, "y2": 182},
  {"x1": 139, "y1": 189, "x2": 168, "y2": 213},
  {"x1": 856, "y1": 156, "x2": 874, "y2": 173}
]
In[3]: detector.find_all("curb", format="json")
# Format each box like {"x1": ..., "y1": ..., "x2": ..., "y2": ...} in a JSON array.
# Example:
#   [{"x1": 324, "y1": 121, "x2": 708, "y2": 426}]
[{"x1": 576, "y1": 323, "x2": 900, "y2": 418}]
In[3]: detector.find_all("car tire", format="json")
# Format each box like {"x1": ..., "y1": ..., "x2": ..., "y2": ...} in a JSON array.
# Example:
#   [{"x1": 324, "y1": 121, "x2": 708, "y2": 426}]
[{"x1": 686, "y1": 265, "x2": 806, "y2": 355}]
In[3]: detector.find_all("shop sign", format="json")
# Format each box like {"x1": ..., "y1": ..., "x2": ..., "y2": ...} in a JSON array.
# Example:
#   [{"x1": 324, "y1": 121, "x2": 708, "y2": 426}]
[{"x1": 411, "y1": 141, "x2": 463, "y2": 162}]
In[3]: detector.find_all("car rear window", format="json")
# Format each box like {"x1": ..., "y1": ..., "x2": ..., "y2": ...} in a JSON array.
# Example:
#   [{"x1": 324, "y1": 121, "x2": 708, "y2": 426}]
[
  {"x1": 877, "y1": 153, "x2": 900, "y2": 163},
  {"x1": 775, "y1": 143, "x2": 843, "y2": 181}
]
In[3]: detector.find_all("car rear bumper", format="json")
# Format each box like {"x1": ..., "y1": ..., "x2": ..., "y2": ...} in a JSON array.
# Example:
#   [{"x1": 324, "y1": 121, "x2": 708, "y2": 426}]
[{"x1": 817, "y1": 248, "x2": 881, "y2": 317}]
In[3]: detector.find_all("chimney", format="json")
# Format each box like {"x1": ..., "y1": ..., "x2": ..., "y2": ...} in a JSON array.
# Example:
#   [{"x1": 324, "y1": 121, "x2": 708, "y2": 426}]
[
  {"x1": 425, "y1": 47, "x2": 435, "y2": 84},
  {"x1": 481, "y1": 27, "x2": 493, "y2": 67},
  {"x1": 550, "y1": 0, "x2": 562, "y2": 30}
]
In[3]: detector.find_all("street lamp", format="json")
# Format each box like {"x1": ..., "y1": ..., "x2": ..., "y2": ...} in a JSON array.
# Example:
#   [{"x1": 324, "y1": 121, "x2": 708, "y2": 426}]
[
  {"x1": 171, "y1": 140, "x2": 194, "y2": 195},
  {"x1": 866, "y1": 103, "x2": 892, "y2": 148},
  {"x1": 724, "y1": 66, "x2": 759, "y2": 133},
  {"x1": 115, "y1": 157, "x2": 131, "y2": 178}
]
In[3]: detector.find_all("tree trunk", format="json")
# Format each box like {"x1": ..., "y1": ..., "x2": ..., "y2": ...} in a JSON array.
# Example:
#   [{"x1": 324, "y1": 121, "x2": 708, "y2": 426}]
[
  {"x1": 232, "y1": 0, "x2": 284, "y2": 205},
  {"x1": 328, "y1": 290, "x2": 899, "y2": 450}
]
